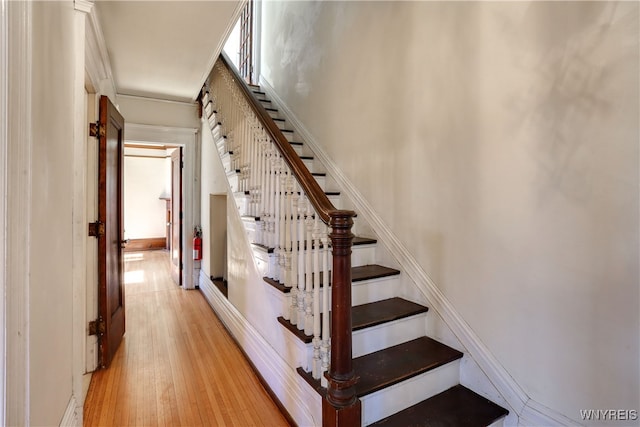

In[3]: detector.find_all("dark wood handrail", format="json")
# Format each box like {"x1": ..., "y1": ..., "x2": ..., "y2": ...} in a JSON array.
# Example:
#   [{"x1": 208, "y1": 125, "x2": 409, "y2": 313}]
[
  {"x1": 218, "y1": 53, "x2": 356, "y2": 226},
  {"x1": 216, "y1": 52, "x2": 361, "y2": 427}
]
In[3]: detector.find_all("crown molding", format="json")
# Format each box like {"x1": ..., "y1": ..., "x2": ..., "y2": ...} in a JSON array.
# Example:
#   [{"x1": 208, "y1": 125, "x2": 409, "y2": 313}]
[{"x1": 77, "y1": 1, "x2": 117, "y2": 98}]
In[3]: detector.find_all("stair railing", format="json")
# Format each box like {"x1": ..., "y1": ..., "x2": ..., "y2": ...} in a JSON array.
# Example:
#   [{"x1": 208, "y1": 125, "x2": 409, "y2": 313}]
[{"x1": 202, "y1": 53, "x2": 361, "y2": 427}]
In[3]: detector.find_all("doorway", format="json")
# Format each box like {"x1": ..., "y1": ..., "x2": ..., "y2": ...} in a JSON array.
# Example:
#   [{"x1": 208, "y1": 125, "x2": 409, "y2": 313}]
[
  {"x1": 122, "y1": 143, "x2": 183, "y2": 288},
  {"x1": 209, "y1": 194, "x2": 227, "y2": 296}
]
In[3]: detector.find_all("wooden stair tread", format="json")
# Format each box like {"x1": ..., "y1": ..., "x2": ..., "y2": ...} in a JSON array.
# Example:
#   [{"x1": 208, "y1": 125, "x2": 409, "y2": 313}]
[
  {"x1": 352, "y1": 264, "x2": 399, "y2": 282},
  {"x1": 369, "y1": 384, "x2": 509, "y2": 427},
  {"x1": 277, "y1": 297, "x2": 428, "y2": 343},
  {"x1": 352, "y1": 297, "x2": 428, "y2": 331},
  {"x1": 353, "y1": 337, "x2": 463, "y2": 397},
  {"x1": 353, "y1": 236, "x2": 377, "y2": 245},
  {"x1": 263, "y1": 264, "x2": 399, "y2": 293},
  {"x1": 296, "y1": 337, "x2": 463, "y2": 398}
]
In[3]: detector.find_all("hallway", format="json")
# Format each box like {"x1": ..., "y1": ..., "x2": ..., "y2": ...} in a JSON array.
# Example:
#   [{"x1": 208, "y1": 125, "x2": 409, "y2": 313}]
[{"x1": 83, "y1": 251, "x2": 290, "y2": 426}]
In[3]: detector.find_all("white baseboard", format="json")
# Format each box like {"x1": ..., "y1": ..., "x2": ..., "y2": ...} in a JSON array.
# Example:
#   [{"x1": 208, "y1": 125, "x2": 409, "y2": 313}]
[
  {"x1": 198, "y1": 270, "x2": 321, "y2": 426},
  {"x1": 59, "y1": 395, "x2": 80, "y2": 427},
  {"x1": 520, "y1": 400, "x2": 583, "y2": 427},
  {"x1": 259, "y1": 77, "x2": 581, "y2": 427}
]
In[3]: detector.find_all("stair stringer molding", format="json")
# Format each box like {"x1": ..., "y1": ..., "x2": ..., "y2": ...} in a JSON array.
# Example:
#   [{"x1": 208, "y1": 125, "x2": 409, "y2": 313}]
[
  {"x1": 259, "y1": 77, "x2": 582, "y2": 427},
  {"x1": 199, "y1": 270, "x2": 321, "y2": 426},
  {"x1": 198, "y1": 118, "x2": 322, "y2": 426}
]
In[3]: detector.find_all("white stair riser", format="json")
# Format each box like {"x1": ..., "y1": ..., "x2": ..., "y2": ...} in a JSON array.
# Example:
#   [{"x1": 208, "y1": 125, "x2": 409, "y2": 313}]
[
  {"x1": 220, "y1": 152, "x2": 232, "y2": 172},
  {"x1": 242, "y1": 217, "x2": 257, "y2": 242},
  {"x1": 275, "y1": 120, "x2": 287, "y2": 130},
  {"x1": 268, "y1": 110, "x2": 279, "y2": 119},
  {"x1": 361, "y1": 361, "x2": 460, "y2": 426},
  {"x1": 263, "y1": 286, "x2": 313, "y2": 369},
  {"x1": 352, "y1": 275, "x2": 400, "y2": 306},
  {"x1": 292, "y1": 144, "x2": 303, "y2": 156},
  {"x1": 351, "y1": 244, "x2": 376, "y2": 266},
  {"x1": 314, "y1": 175, "x2": 326, "y2": 191},
  {"x1": 283, "y1": 131, "x2": 295, "y2": 142},
  {"x1": 352, "y1": 314, "x2": 427, "y2": 358},
  {"x1": 302, "y1": 158, "x2": 314, "y2": 170},
  {"x1": 228, "y1": 173, "x2": 240, "y2": 192},
  {"x1": 327, "y1": 194, "x2": 341, "y2": 209},
  {"x1": 254, "y1": 247, "x2": 271, "y2": 278}
]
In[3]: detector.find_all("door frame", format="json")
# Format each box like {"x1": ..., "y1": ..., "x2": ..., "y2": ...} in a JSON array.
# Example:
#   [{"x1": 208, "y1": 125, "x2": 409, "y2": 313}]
[
  {"x1": 3, "y1": 1, "x2": 32, "y2": 425},
  {"x1": 170, "y1": 146, "x2": 184, "y2": 286},
  {"x1": 0, "y1": 1, "x2": 9, "y2": 423},
  {"x1": 77, "y1": 0, "x2": 119, "y2": 381},
  {"x1": 125, "y1": 123, "x2": 199, "y2": 290}
]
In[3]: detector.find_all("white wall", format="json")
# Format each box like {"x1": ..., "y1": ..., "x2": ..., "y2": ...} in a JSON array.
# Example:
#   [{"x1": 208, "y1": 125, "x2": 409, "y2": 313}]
[
  {"x1": 124, "y1": 148, "x2": 170, "y2": 240},
  {"x1": 261, "y1": 1, "x2": 639, "y2": 424},
  {"x1": 29, "y1": 1, "x2": 75, "y2": 424},
  {"x1": 117, "y1": 94, "x2": 199, "y2": 129}
]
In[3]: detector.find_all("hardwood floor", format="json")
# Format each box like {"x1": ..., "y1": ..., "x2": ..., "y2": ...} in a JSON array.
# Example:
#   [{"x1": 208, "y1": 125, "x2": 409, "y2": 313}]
[{"x1": 84, "y1": 250, "x2": 290, "y2": 426}]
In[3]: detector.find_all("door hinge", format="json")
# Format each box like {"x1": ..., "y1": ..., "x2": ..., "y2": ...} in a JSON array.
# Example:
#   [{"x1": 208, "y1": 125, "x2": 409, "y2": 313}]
[
  {"x1": 88, "y1": 317, "x2": 106, "y2": 336},
  {"x1": 88, "y1": 221, "x2": 105, "y2": 237},
  {"x1": 89, "y1": 121, "x2": 105, "y2": 138}
]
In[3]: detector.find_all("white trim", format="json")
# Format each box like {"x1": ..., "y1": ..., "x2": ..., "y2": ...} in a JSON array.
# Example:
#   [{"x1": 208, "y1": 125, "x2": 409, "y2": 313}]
[
  {"x1": 117, "y1": 93, "x2": 197, "y2": 108},
  {"x1": 73, "y1": 0, "x2": 92, "y2": 14},
  {"x1": 198, "y1": 271, "x2": 320, "y2": 427},
  {"x1": 126, "y1": 122, "x2": 198, "y2": 143},
  {"x1": 260, "y1": 77, "x2": 582, "y2": 426},
  {"x1": 6, "y1": 1, "x2": 32, "y2": 425},
  {"x1": 71, "y1": 7, "x2": 89, "y2": 416},
  {"x1": 519, "y1": 400, "x2": 582, "y2": 427},
  {"x1": 192, "y1": 0, "x2": 247, "y2": 103},
  {"x1": 0, "y1": 0, "x2": 8, "y2": 423},
  {"x1": 124, "y1": 123, "x2": 200, "y2": 290},
  {"x1": 78, "y1": 1, "x2": 116, "y2": 98},
  {"x1": 59, "y1": 395, "x2": 80, "y2": 427}
]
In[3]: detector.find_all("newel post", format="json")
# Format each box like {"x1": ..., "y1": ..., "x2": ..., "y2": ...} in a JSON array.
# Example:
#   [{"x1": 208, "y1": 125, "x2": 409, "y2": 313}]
[{"x1": 323, "y1": 211, "x2": 361, "y2": 427}]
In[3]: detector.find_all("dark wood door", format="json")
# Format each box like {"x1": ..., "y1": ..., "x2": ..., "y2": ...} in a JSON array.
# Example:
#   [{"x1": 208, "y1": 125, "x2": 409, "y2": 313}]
[
  {"x1": 97, "y1": 95, "x2": 126, "y2": 368},
  {"x1": 171, "y1": 147, "x2": 183, "y2": 286}
]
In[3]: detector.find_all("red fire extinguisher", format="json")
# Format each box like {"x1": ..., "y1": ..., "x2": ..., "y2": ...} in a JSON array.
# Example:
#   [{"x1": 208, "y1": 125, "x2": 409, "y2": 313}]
[{"x1": 193, "y1": 227, "x2": 202, "y2": 261}]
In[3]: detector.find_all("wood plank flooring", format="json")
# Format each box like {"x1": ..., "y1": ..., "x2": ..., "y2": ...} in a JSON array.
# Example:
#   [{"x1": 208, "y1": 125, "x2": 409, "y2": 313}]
[{"x1": 84, "y1": 250, "x2": 290, "y2": 426}]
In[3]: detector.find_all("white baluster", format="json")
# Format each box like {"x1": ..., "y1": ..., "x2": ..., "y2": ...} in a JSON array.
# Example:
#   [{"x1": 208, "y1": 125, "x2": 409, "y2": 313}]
[
  {"x1": 312, "y1": 217, "x2": 322, "y2": 379},
  {"x1": 278, "y1": 164, "x2": 287, "y2": 282},
  {"x1": 304, "y1": 203, "x2": 315, "y2": 336},
  {"x1": 290, "y1": 183, "x2": 300, "y2": 326},
  {"x1": 272, "y1": 158, "x2": 281, "y2": 283},
  {"x1": 283, "y1": 174, "x2": 293, "y2": 320},
  {"x1": 296, "y1": 195, "x2": 306, "y2": 329},
  {"x1": 321, "y1": 228, "x2": 330, "y2": 388}
]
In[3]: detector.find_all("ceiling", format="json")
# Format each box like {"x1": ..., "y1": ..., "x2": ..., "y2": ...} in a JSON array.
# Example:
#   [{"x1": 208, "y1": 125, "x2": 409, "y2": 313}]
[{"x1": 95, "y1": 1, "x2": 243, "y2": 103}]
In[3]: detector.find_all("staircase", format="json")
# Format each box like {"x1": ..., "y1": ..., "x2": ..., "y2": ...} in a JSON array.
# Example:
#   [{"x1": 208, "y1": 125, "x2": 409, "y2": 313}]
[{"x1": 202, "y1": 56, "x2": 509, "y2": 426}]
